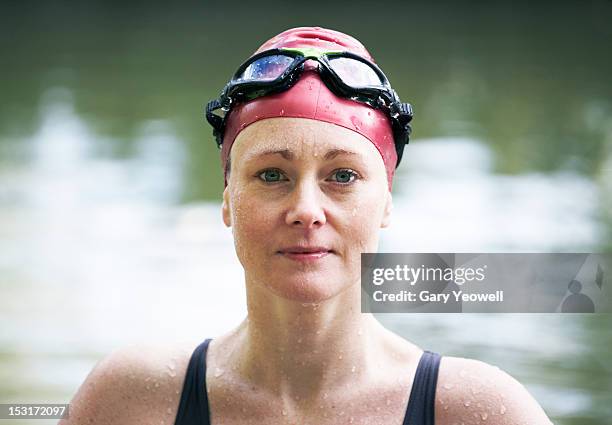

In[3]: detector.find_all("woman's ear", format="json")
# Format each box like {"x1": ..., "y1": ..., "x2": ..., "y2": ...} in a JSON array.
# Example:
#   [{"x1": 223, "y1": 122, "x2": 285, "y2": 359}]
[
  {"x1": 381, "y1": 190, "x2": 393, "y2": 228},
  {"x1": 222, "y1": 186, "x2": 232, "y2": 227}
]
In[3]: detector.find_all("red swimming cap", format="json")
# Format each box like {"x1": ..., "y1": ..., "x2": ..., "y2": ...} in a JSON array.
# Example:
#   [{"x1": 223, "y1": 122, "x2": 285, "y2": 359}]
[{"x1": 221, "y1": 27, "x2": 397, "y2": 190}]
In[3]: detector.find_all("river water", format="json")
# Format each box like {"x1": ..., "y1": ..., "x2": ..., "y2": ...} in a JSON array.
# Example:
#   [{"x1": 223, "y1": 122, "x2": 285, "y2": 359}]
[{"x1": 1, "y1": 2, "x2": 611, "y2": 424}]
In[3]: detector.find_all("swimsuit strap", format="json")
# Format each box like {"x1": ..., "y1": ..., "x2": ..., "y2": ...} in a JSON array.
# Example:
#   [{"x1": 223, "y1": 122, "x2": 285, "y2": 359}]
[
  {"x1": 174, "y1": 341, "x2": 441, "y2": 425},
  {"x1": 402, "y1": 350, "x2": 442, "y2": 425},
  {"x1": 174, "y1": 338, "x2": 212, "y2": 425}
]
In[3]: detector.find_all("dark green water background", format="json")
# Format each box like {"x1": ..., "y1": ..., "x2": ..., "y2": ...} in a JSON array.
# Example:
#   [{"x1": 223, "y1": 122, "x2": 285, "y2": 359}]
[{"x1": 1, "y1": 1, "x2": 611, "y2": 424}]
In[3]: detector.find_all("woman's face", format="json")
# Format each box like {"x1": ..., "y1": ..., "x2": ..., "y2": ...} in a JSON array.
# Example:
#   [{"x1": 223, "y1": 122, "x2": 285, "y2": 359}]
[{"x1": 222, "y1": 117, "x2": 393, "y2": 303}]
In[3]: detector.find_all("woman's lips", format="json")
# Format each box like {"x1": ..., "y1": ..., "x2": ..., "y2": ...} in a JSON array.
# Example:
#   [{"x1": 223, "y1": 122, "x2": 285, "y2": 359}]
[{"x1": 278, "y1": 247, "x2": 333, "y2": 262}]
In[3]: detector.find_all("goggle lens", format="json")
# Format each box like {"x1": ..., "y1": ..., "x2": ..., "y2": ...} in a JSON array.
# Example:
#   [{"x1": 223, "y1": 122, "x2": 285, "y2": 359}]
[
  {"x1": 237, "y1": 54, "x2": 294, "y2": 82},
  {"x1": 328, "y1": 57, "x2": 384, "y2": 87}
]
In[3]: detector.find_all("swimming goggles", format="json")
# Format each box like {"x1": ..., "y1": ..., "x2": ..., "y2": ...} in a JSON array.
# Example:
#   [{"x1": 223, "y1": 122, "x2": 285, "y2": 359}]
[{"x1": 206, "y1": 46, "x2": 414, "y2": 165}]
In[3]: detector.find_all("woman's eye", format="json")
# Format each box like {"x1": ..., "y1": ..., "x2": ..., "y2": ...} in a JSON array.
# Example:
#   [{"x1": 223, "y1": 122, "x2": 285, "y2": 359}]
[
  {"x1": 257, "y1": 168, "x2": 287, "y2": 182},
  {"x1": 329, "y1": 168, "x2": 359, "y2": 184}
]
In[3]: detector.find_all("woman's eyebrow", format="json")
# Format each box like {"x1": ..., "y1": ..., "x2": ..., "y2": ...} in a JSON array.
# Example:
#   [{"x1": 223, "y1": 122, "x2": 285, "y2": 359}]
[
  {"x1": 246, "y1": 148, "x2": 360, "y2": 162},
  {"x1": 323, "y1": 148, "x2": 360, "y2": 160},
  {"x1": 246, "y1": 149, "x2": 294, "y2": 162}
]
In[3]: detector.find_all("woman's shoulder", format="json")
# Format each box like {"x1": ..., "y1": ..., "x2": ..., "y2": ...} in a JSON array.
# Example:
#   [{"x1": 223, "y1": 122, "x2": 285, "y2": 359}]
[
  {"x1": 435, "y1": 355, "x2": 553, "y2": 425},
  {"x1": 59, "y1": 341, "x2": 199, "y2": 425}
]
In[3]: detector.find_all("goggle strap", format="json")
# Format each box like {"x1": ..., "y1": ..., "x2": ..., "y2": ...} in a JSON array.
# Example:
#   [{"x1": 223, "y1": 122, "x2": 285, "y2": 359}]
[
  {"x1": 206, "y1": 99, "x2": 225, "y2": 148},
  {"x1": 396, "y1": 103, "x2": 414, "y2": 133},
  {"x1": 391, "y1": 102, "x2": 413, "y2": 167},
  {"x1": 399, "y1": 103, "x2": 414, "y2": 120},
  {"x1": 393, "y1": 121, "x2": 411, "y2": 167}
]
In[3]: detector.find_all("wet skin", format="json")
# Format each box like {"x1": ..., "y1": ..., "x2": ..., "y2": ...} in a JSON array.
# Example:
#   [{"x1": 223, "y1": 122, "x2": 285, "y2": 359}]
[{"x1": 59, "y1": 118, "x2": 553, "y2": 425}]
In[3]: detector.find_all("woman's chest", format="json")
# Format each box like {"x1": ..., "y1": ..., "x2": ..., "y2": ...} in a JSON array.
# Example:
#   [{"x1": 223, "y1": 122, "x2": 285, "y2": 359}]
[{"x1": 207, "y1": 381, "x2": 412, "y2": 425}]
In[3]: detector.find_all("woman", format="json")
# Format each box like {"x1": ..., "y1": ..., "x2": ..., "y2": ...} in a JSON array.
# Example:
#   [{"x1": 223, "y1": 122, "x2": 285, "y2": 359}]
[{"x1": 61, "y1": 27, "x2": 553, "y2": 425}]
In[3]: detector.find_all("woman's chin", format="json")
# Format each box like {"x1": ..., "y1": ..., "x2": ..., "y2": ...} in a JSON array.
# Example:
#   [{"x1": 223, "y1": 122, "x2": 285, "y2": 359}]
[{"x1": 262, "y1": 276, "x2": 351, "y2": 304}]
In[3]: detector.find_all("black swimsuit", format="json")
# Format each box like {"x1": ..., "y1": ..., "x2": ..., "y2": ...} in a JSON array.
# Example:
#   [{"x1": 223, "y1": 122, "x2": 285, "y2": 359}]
[{"x1": 174, "y1": 338, "x2": 441, "y2": 425}]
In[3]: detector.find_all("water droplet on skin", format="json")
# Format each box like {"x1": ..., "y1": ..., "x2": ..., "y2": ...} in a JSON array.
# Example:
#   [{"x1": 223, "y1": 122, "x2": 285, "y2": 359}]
[
  {"x1": 357, "y1": 328, "x2": 363, "y2": 335},
  {"x1": 351, "y1": 208, "x2": 357, "y2": 216},
  {"x1": 166, "y1": 407, "x2": 172, "y2": 414},
  {"x1": 481, "y1": 412, "x2": 488, "y2": 420},
  {"x1": 214, "y1": 367, "x2": 225, "y2": 377},
  {"x1": 444, "y1": 405, "x2": 449, "y2": 410},
  {"x1": 386, "y1": 399, "x2": 391, "y2": 406},
  {"x1": 500, "y1": 404, "x2": 506, "y2": 414},
  {"x1": 349, "y1": 417, "x2": 354, "y2": 423},
  {"x1": 146, "y1": 385, "x2": 151, "y2": 390},
  {"x1": 351, "y1": 365, "x2": 356, "y2": 373},
  {"x1": 323, "y1": 392, "x2": 328, "y2": 399},
  {"x1": 154, "y1": 382, "x2": 160, "y2": 388},
  {"x1": 464, "y1": 400, "x2": 471, "y2": 407},
  {"x1": 280, "y1": 109, "x2": 285, "y2": 116},
  {"x1": 281, "y1": 409, "x2": 287, "y2": 416},
  {"x1": 459, "y1": 369, "x2": 467, "y2": 378},
  {"x1": 443, "y1": 383, "x2": 454, "y2": 390},
  {"x1": 338, "y1": 355, "x2": 343, "y2": 360}
]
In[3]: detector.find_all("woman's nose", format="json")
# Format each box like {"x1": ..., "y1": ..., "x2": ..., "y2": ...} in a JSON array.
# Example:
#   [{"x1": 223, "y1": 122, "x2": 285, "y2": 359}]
[
  {"x1": 285, "y1": 180, "x2": 327, "y2": 229},
  {"x1": 303, "y1": 59, "x2": 319, "y2": 71}
]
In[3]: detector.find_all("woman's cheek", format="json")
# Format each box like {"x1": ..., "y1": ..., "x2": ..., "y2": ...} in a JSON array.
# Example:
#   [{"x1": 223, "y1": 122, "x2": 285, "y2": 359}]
[
  {"x1": 352, "y1": 194, "x2": 384, "y2": 250},
  {"x1": 232, "y1": 196, "x2": 276, "y2": 256},
  {"x1": 230, "y1": 195, "x2": 256, "y2": 265}
]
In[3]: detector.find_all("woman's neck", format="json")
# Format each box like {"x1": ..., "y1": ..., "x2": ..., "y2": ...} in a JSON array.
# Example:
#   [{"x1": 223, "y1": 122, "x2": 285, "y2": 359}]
[{"x1": 224, "y1": 280, "x2": 391, "y2": 403}]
